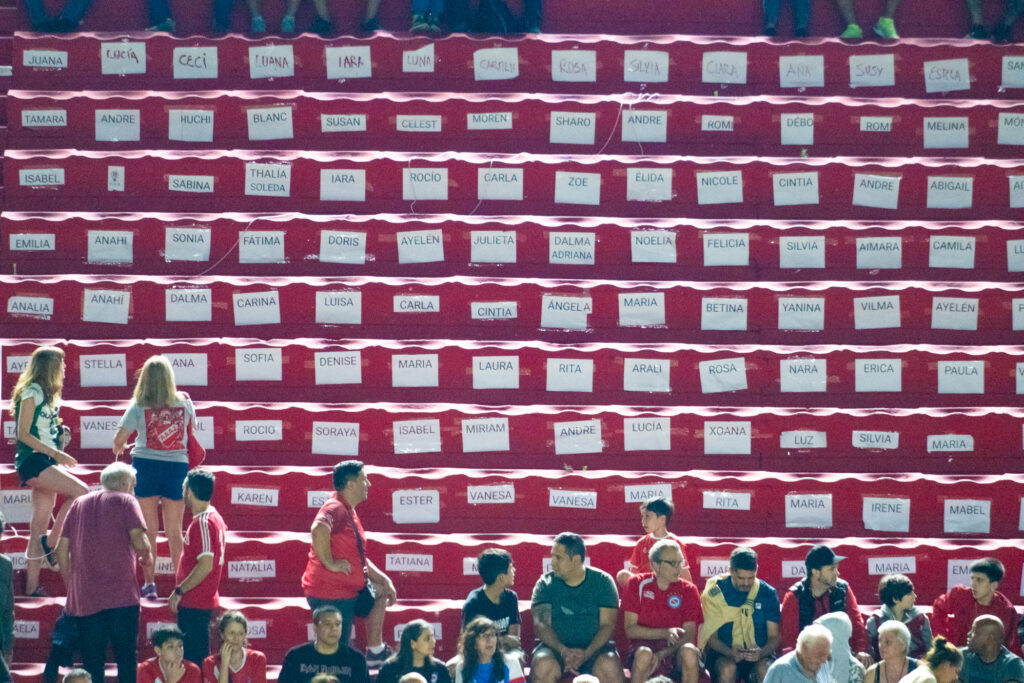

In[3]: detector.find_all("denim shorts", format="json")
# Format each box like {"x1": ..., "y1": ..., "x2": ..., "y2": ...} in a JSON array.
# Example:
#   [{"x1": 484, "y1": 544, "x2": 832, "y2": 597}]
[{"x1": 133, "y1": 457, "x2": 188, "y2": 499}]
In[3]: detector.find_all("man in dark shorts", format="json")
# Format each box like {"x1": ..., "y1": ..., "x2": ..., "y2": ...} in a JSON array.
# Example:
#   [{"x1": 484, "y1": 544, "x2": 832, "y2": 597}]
[{"x1": 529, "y1": 532, "x2": 623, "y2": 683}]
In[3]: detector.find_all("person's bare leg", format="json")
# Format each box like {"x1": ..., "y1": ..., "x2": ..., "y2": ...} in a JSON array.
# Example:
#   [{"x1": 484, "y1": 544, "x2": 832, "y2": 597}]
[
  {"x1": 836, "y1": 0, "x2": 857, "y2": 24},
  {"x1": 312, "y1": 0, "x2": 330, "y2": 20},
  {"x1": 363, "y1": 0, "x2": 382, "y2": 23},
  {"x1": 364, "y1": 586, "x2": 387, "y2": 648},
  {"x1": 162, "y1": 498, "x2": 186, "y2": 575},
  {"x1": 630, "y1": 647, "x2": 656, "y2": 683},
  {"x1": 678, "y1": 644, "x2": 701, "y2": 683},
  {"x1": 33, "y1": 466, "x2": 87, "y2": 544},
  {"x1": 966, "y1": 0, "x2": 984, "y2": 26},
  {"x1": 138, "y1": 496, "x2": 161, "y2": 584},
  {"x1": 882, "y1": 0, "x2": 901, "y2": 18},
  {"x1": 26, "y1": 488, "x2": 56, "y2": 595},
  {"x1": 246, "y1": 0, "x2": 262, "y2": 18}
]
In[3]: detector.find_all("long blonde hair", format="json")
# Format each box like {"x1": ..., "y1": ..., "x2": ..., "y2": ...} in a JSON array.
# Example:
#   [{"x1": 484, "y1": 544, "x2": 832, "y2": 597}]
[
  {"x1": 9, "y1": 346, "x2": 65, "y2": 415},
  {"x1": 132, "y1": 356, "x2": 180, "y2": 407}
]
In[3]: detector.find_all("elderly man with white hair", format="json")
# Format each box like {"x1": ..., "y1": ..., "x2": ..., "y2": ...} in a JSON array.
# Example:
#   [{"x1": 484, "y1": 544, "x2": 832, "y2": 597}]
[
  {"x1": 55, "y1": 462, "x2": 152, "y2": 683},
  {"x1": 763, "y1": 624, "x2": 834, "y2": 683}
]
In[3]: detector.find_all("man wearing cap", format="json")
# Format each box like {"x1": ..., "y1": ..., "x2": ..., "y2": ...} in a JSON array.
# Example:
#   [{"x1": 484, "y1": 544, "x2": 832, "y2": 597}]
[{"x1": 779, "y1": 545, "x2": 872, "y2": 668}]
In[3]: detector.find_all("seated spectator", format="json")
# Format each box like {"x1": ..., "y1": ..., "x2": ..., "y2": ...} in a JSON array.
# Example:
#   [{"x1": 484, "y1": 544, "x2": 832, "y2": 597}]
[
  {"x1": 865, "y1": 622, "x2": 919, "y2": 683},
  {"x1": 280, "y1": 606, "x2": 370, "y2": 683},
  {"x1": 622, "y1": 539, "x2": 702, "y2": 683},
  {"x1": 866, "y1": 574, "x2": 932, "y2": 661},
  {"x1": 700, "y1": 547, "x2": 780, "y2": 683},
  {"x1": 959, "y1": 615, "x2": 1024, "y2": 682},
  {"x1": 813, "y1": 613, "x2": 866, "y2": 683},
  {"x1": 462, "y1": 549, "x2": 521, "y2": 653},
  {"x1": 211, "y1": 0, "x2": 266, "y2": 33},
  {"x1": 897, "y1": 637, "x2": 962, "y2": 683},
  {"x1": 780, "y1": 545, "x2": 872, "y2": 667},
  {"x1": 833, "y1": 0, "x2": 901, "y2": 38},
  {"x1": 202, "y1": 610, "x2": 268, "y2": 683},
  {"x1": 529, "y1": 532, "x2": 623, "y2": 683},
  {"x1": 931, "y1": 558, "x2": 1020, "y2": 651},
  {"x1": 452, "y1": 617, "x2": 526, "y2": 683},
  {"x1": 21, "y1": 0, "x2": 93, "y2": 31},
  {"x1": 615, "y1": 497, "x2": 692, "y2": 589},
  {"x1": 63, "y1": 670, "x2": 91, "y2": 683},
  {"x1": 763, "y1": 624, "x2": 833, "y2": 683},
  {"x1": 763, "y1": 0, "x2": 810, "y2": 37},
  {"x1": 138, "y1": 627, "x2": 202, "y2": 683},
  {"x1": 377, "y1": 621, "x2": 451, "y2": 683},
  {"x1": 965, "y1": 0, "x2": 1022, "y2": 41},
  {"x1": 280, "y1": 0, "x2": 333, "y2": 34}
]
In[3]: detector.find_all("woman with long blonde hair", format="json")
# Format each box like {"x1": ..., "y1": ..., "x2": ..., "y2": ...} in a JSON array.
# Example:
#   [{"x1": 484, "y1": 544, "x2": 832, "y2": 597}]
[
  {"x1": 113, "y1": 355, "x2": 197, "y2": 599},
  {"x1": 9, "y1": 346, "x2": 88, "y2": 596}
]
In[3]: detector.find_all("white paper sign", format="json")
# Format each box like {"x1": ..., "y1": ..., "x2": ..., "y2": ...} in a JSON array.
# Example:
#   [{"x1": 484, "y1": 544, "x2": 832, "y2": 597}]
[
  {"x1": 234, "y1": 348, "x2": 282, "y2": 381},
  {"x1": 624, "y1": 50, "x2": 669, "y2": 82},
  {"x1": 394, "y1": 295, "x2": 440, "y2": 314},
  {"x1": 1008, "y1": 239, "x2": 1024, "y2": 270},
  {"x1": 231, "y1": 487, "x2": 279, "y2": 507},
  {"x1": 319, "y1": 231, "x2": 366, "y2": 263},
  {"x1": 474, "y1": 48, "x2": 518, "y2": 80},
  {"x1": 392, "y1": 490, "x2": 441, "y2": 523},
  {"x1": 86, "y1": 230, "x2": 132, "y2": 264},
  {"x1": 541, "y1": 295, "x2": 592, "y2": 330},
  {"x1": 236, "y1": 420, "x2": 282, "y2": 442},
  {"x1": 467, "y1": 484, "x2": 515, "y2": 505},
  {"x1": 7, "y1": 296, "x2": 53, "y2": 320},
  {"x1": 163, "y1": 354, "x2": 208, "y2": 386},
  {"x1": 947, "y1": 560, "x2": 974, "y2": 590},
  {"x1": 702, "y1": 491, "x2": 752, "y2": 511},
  {"x1": 624, "y1": 482, "x2": 672, "y2": 504},
  {"x1": 696, "y1": 171, "x2": 743, "y2": 205},
  {"x1": 622, "y1": 110, "x2": 667, "y2": 143},
  {"x1": 173, "y1": 46, "x2": 217, "y2": 79},
  {"x1": 780, "y1": 113, "x2": 814, "y2": 145},
  {"x1": 779, "y1": 55, "x2": 825, "y2": 88},
  {"x1": 321, "y1": 114, "x2": 366, "y2": 133},
  {"x1": 396, "y1": 115, "x2": 441, "y2": 133},
  {"x1": 168, "y1": 175, "x2": 214, "y2": 193},
  {"x1": 554, "y1": 171, "x2": 601, "y2": 205},
  {"x1": 863, "y1": 497, "x2": 910, "y2": 532},
  {"x1": 1016, "y1": 302, "x2": 1024, "y2": 331},
  {"x1": 553, "y1": 420, "x2": 602, "y2": 455},
  {"x1": 927, "y1": 176, "x2": 973, "y2": 209},
  {"x1": 165, "y1": 228, "x2": 211, "y2": 262},
  {"x1": 928, "y1": 434, "x2": 974, "y2": 452},
  {"x1": 165, "y1": 288, "x2": 212, "y2": 322},
  {"x1": 860, "y1": 116, "x2": 893, "y2": 133},
  {"x1": 703, "y1": 51, "x2": 747, "y2": 84},
  {"x1": 168, "y1": 109, "x2": 214, "y2": 142},
  {"x1": 468, "y1": 111, "x2": 512, "y2": 130},
  {"x1": 622, "y1": 417, "x2": 671, "y2": 450},
  {"x1": 249, "y1": 45, "x2": 294, "y2": 79},
  {"x1": 549, "y1": 489, "x2": 598, "y2": 509},
  {"x1": 247, "y1": 107, "x2": 293, "y2": 141},
  {"x1": 316, "y1": 291, "x2": 362, "y2": 326},
  {"x1": 82, "y1": 289, "x2": 130, "y2": 324},
  {"x1": 854, "y1": 295, "x2": 900, "y2": 330},
  {"x1": 311, "y1": 421, "x2": 360, "y2": 456},
  {"x1": 780, "y1": 430, "x2": 827, "y2": 449},
  {"x1": 546, "y1": 358, "x2": 594, "y2": 392},
  {"x1": 233, "y1": 290, "x2": 280, "y2": 325},
  {"x1": 1000, "y1": 113, "x2": 1024, "y2": 145},
  {"x1": 785, "y1": 494, "x2": 833, "y2": 528},
  {"x1": 477, "y1": 168, "x2": 524, "y2": 201},
  {"x1": 773, "y1": 172, "x2": 819, "y2": 206},
  {"x1": 853, "y1": 430, "x2": 899, "y2": 450},
  {"x1": 780, "y1": 358, "x2": 827, "y2": 393},
  {"x1": 471, "y1": 302, "x2": 517, "y2": 320},
  {"x1": 461, "y1": 417, "x2": 510, "y2": 453},
  {"x1": 551, "y1": 50, "x2": 596, "y2": 82},
  {"x1": 868, "y1": 557, "x2": 917, "y2": 575},
  {"x1": 849, "y1": 53, "x2": 895, "y2": 87},
  {"x1": 703, "y1": 232, "x2": 748, "y2": 265},
  {"x1": 101, "y1": 42, "x2": 145, "y2": 75},
  {"x1": 779, "y1": 235, "x2": 824, "y2": 268},
  {"x1": 313, "y1": 350, "x2": 362, "y2": 385},
  {"x1": 924, "y1": 58, "x2": 970, "y2": 93},
  {"x1": 403, "y1": 168, "x2": 448, "y2": 201},
  {"x1": 79, "y1": 414, "x2": 122, "y2": 447},
  {"x1": 8, "y1": 233, "x2": 55, "y2": 250},
  {"x1": 778, "y1": 297, "x2": 824, "y2": 330},
  {"x1": 857, "y1": 236, "x2": 902, "y2": 269},
  {"x1": 929, "y1": 236, "x2": 975, "y2": 269},
  {"x1": 239, "y1": 231, "x2": 285, "y2": 263},
  {"x1": 923, "y1": 117, "x2": 969, "y2": 149},
  {"x1": 23, "y1": 49, "x2": 68, "y2": 69},
  {"x1": 549, "y1": 231, "x2": 596, "y2": 265},
  {"x1": 932, "y1": 297, "x2": 979, "y2": 330},
  {"x1": 623, "y1": 358, "x2": 671, "y2": 393},
  {"x1": 1001, "y1": 56, "x2": 1024, "y2": 88},
  {"x1": 391, "y1": 354, "x2": 439, "y2": 387},
  {"x1": 937, "y1": 361, "x2": 984, "y2": 394},
  {"x1": 397, "y1": 229, "x2": 444, "y2": 264},
  {"x1": 0, "y1": 490, "x2": 34, "y2": 524},
  {"x1": 19, "y1": 168, "x2": 64, "y2": 186},
  {"x1": 618, "y1": 292, "x2": 665, "y2": 327},
  {"x1": 855, "y1": 358, "x2": 902, "y2": 392},
  {"x1": 701, "y1": 298, "x2": 748, "y2": 330},
  {"x1": 403, "y1": 43, "x2": 434, "y2": 73},
  {"x1": 627, "y1": 168, "x2": 672, "y2": 202},
  {"x1": 699, "y1": 358, "x2": 747, "y2": 393},
  {"x1": 393, "y1": 421, "x2": 442, "y2": 454},
  {"x1": 472, "y1": 356, "x2": 519, "y2": 390},
  {"x1": 95, "y1": 109, "x2": 140, "y2": 142},
  {"x1": 852, "y1": 174, "x2": 901, "y2": 210},
  {"x1": 630, "y1": 230, "x2": 676, "y2": 263},
  {"x1": 325, "y1": 46, "x2": 372, "y2": 79},
  {"x1": 21, "y1": 109, "x2": 66, "y2": 127},
  {"x1": 471, "y1": 230, "x2": 517, "y2": 263},
  {"x1": 245, "y1": 162, "x2": 291, "y2": 197},
  {"x1": 944, "y1": 499, "x2": 990, "y2": 534}
]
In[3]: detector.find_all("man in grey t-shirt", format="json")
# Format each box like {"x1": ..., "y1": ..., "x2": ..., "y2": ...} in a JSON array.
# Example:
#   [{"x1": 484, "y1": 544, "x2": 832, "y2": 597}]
[
  {"x1": 530, "y1": 532, "x2": 622, "y2": 683},
  {"x1": 763, "y1": 624, "x2": 832, "y2": 683},
  {"x1": 960, "y1": 615, "x2": 1024, "y2": 683}
]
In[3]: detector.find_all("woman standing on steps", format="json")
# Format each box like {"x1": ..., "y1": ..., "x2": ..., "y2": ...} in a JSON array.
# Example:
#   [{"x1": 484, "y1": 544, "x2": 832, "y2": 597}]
[
  {"x1": 10, "y1": 346, "x2": 88, "y2": 597},
  {"x1": 113, "y1": 355, "x2": 196, "y2": 600}
]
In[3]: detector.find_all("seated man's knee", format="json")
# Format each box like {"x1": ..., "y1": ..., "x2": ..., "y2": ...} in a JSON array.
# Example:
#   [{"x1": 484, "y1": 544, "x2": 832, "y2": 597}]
[
  {"x1": 715, "y1": 657, "x2": 737, "y2": 683},
  {"x1": 678, "y1": 643, "x2": 700, "y2": 669},
  {"x1": 590, "y1": 652, "x2": 624, "y2": 683},
  {"x1": 631, "y1": 647, "x2": 655, "y2": 674},
  {"x1": 530, "y1": 652, "x2": 562, "y2": 683}
]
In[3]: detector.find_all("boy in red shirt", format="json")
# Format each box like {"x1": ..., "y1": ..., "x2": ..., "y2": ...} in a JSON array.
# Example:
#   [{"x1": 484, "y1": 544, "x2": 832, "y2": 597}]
[
  {"x1": 932, "y1": 557, "x2": 1021, "y2": 651},
  {"x1": 138, "y1": 626, "x2": 202, "y2": 683},
  {"x1": 616, "y1": 497, "x2": 692, "y2": 588}
]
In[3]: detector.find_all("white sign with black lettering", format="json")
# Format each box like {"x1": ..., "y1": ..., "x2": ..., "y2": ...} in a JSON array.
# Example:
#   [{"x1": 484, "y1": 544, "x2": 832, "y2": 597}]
[
  {"x1": 14, "y1": 621, "x2": 39, "y2": 640},
  {"x1": 397, "y1": 229, "x2": 444, "y2": 264},
  {"x1": 392, "y1": 420, "x2": 442, "y2": 454},
  {"x1": 163, "y1": 353, "x2": 208, "y2": 386},
  {"x1": 780, "y1": 358, "x2": 826, "y2": 393},
  {"x1": 547, "y1": 358, "x2": 594, "y2": 392},
  {"x1": 696, "y1": 171, "x2": 743, "y2": 205},
  {"x1": 855, "y1": 358, "x2": 902, "y2": 392},
  {"x1": 168, "y1": 175, "x2": 214, "y2": 194},
  {"x1": 924, "y1": 117, "x2": 969, "y2": 149},
  {"x1": 703, "y1": 232, "x2": 748, "y2": 266},
  {"x1": 173, "y1": 46, "x2": 217, "y2": 79},
  {"x1": 79, "y1": 415, "x2": 121, "y2": 447},
  {"x1": 9, "y1": 233, "x2": 55, "y2": 251},
  {"x1": 0, "y1": 490, "x2": 34, "y2": 524},
  {"x1": 245, "y1": 162, "x2": 291, "y2": 197},
  {"x1": 7, "y1": 296, "x2": 53, "y2": 320},
  {"x1": 471, "y1": 302, "x2": 518, "y2": 320},
  {"x1": 853, "y1": 430, "x2": 899, "y2": 450},
  {"x1": 392, "y1": 490, "x2": 441, "y2": 523},
  {"x1": 623, "y1": 358, "x2": 670, "y2": 393},
  {"x1": 701, "y1": 298, "x2": 748, "y2": 331},
  {"x1": 630, "y1": 230, "x2": 676, "y2": 263},
  {"x1": 929, "y1": 235, "x2": 975, "y2": 269},
  {"x1": 549, "y1": 489, "x2": 598, "y2": 509},
  {"x1": 780, "y1": 430, "x2": 826, "y2": 449},
  {"x1": 702, "y1": 51, "x2": 747, "y2": 84},
  {"x1": 944, "y1": 499, "x2": 990, "y2": 534},
  {"x1": 541, "y1": 295, "x2": 592, "y2": 330},
  {"x1": 233, "y1": 290, "x2": 280, "y2": 326},
  {"x1": 403, "y1": 43, "x2": 434, "y2": 73},
  {"x1": 937, "y1": 361, "x2": 984, "y2": 394},
  {"x1": 857, "y1": 236, "x2": 902, "y2": 269},
  {"x1": 467, "y1": 484, "x2": 515, "y2": 506},
  {"x1": 863, "y1": 496, "x2": 911, "y2": 532},
  {"x1": 781, "y1": 113, "x2": 814, "y2": 145},
  {"x1": 852, "y1": 173, "x2": 901, "y2": 210},
  {"x1": 702, "y1": 491, "x2": 752, "y2": 511},
  {"x1": 778, "y1": 297, "x2": 824, "y2": 330},
  {"x1": 928, "y1": 434, "x2": 974, "y2": 452},
  {"x1": 231, "y1": 487, "x2": 279, "y2": 507},
  {"x1": 403, "y1": 168, "x2": 448, "y2": 201},
  {"x1": 927, "y1": 176, "x2": 973, "y2": 209},
  {"x1": 165, "y1": 287, "x2": 212, "y2": 322},
  {"x1": 101, "y1": 42, "x2": 145, "y2": 75},
  {"x1": 1011, "y1": 178, "x2": 1024, "y2": 209},
  {"x1": 21, "y1": 109, "x2": 66, "y2": 128},
  {"x1": 624, "y1": 482, "x2": 672, "y2": 504},
  {"x1": 849, "y1": 53, "x2": 895, "y2": 87},
  {"x1": 311, "y1": 421, "x2": 360, "y2": 455},
  {"x1": 869, "y1": 557, "x2": 917, "y2": 576},
  {"x1": 773, "y1": 172, "x2": 819, "y2": 206},
  {"x1": 391, "y1": 354, "x2": 439, "y2": 388},
  {"x1": 618, "y1": 292, "x2": 665, "y2": 327},
  {"x1": 854, "y1": 295, "x2": 900, "y2": 330},
  {"x1": 468, "y1": 111, "x2": 513, "y2": 130},
  {"x1": 470, "y1": 230, "x2": 517, "y2": 263},
  {"x1": 461, "y1": 417, "x2": 510, "y2": 453},
  {"x1": 477, "y1": 168, "x2": 524, "y2": 202},
  {"x1": 622, "y1": 110, "x2": 667, "y2": 144},
  {"x1": 627, "y1": 168, "x2": 672, "y2": 202},
  {"x1": 624, "y1": 50, "x2": 669, "y2": 83},
  {"x1": 779, "y1": 55, "x2": 824, "y2": 88},
  {"x1": 321, "y1": 114, "x2": 367, "y2": 133},
  {"x1": 860, "y1": 116, "x2": 893, "y2": 133},
  {"x1": 168, "y1": 109, "x2": 214, "y2": 142},
  {"x1": 932, "y1": 297, "x2": 979, "y2": 330},
  {"x1": 239, "y1": 231, "x2": 285, "y2": 264},
  {"x1": 785, "y1": 494, "x2": 833, "y2": 528},
  {"x1": 1001, "y1": 56, "x2": 1024, "y2": 88},
  {"x1": 472, "y1": 356, "x2": 519, "y2": 390},
  {"x1": 551, "y1": 50, "x2": 596, "y2": 82},
  {"x1": 385, "y1": 554, "x2": 434, "y2": 572},
  {"x1": 19, "y1": 168, "x2": 64, "y2": 187},
  {"x1": 315, "y1": 291, "x2": 362, "y2": 326},
  {"x1": 236, "y1": 420, "x2": 282, "y2": 442},
  {"x1": 702, "y1": 115, "x2": 734, "y2": 133},
  {"x1": 234, "y1": 348, "x2": 282, "y2": 382},
  {"x1": 319, "y1": 231, "x2": 366, "y2": 264},
  {"x1": 553, "y1": 419, "x2": 602, "y2": 454},
  {"x1": 700, "y1": 559, "x2": 731, "y2": 577},
  {"x1": 924, "y1": 58, "x2": 970, "y2": 93},
  {"x1": 779, "y1": 235, "x2": 825, "y2": 269},
  {"x1": 623, "y1": 417, "x2": 671, "y2": 451},
  {"x1": 554, "y1": 172, "x2": 601, "y2": 205},
  {"x1": 82, "y1": 289, "x2": 130, "y2": 324},
  {"x1": 6, "y1": 356, "x2": 29, "y2": 374},
  {"x1": 23, "y1": 49, "x2": 68, "y2": 69},
  {"x1": 313, "y1": 351, "x2": 362, "y2": 385},
  {"x1": 249, "y1": 44, "x2": 294, "y2": 79},
  {"x1": 699, "y1": 358, "x2": 747, "y2": 393},
  {"x1": 228, "y1": 560, "x2": 276, "y2": 579},
  {"x1": 704, "y1": 421, "x2": 751, "y2": 455},
  {"x1": 474, "y1": 47, "x2": 518, "y2": 80},
  {"x1": 396, "y1": 115, "x2": 441, "y2": 133},
  {"x1": 947, "y1": 560, "x2": 974, "y2": 591},
  {"x1": 247, "y1": 107, "x2": 293, "y2": 141},
  {"x1": 325, "y1": 46, "x2": 372, "y2": 79},
  {"x1": 1008, "y1": 239, "x2": 1024, "y2": 270}
]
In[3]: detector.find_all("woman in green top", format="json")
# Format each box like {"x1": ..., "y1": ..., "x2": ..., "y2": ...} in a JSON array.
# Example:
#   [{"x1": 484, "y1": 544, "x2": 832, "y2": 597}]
[{"x1": 9, "y1": 346, "x2": 88, "y2": 596}]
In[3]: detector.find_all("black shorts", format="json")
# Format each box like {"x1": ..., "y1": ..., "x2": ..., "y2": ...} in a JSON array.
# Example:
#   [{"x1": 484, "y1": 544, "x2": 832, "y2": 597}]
[
  {"x1": 17, "y1": 451, "x2": 57, "y2": 486},
  {"x1": 531, "y1": 641, "x2": 619, "y2": 674}
]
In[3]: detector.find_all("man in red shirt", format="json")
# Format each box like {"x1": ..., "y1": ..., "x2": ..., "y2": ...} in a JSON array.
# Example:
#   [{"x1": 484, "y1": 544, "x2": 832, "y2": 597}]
[
  {"x1": 169, "y1": 469, "x2": 228, "y2": 666},
  {"x1": 779, "y1": 545, "x2": 872, "y2": 668},
  {"x1": 137, "y1": 626, "x2": 202, "y2": 683},
  {"x1": 622, "y1": 539, "x2": 703, "y2": 683},
  {"x1": 301, "y1": 460, "x2": 397, "y2": 666},
  {"x1": 931, "y1": 557, "x2": 1021, "y2": 652}
]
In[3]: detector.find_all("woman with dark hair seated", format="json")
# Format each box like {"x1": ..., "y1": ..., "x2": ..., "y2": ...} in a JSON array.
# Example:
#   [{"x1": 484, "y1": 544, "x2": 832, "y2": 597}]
[
  {"x1": 377, "y1": 620, "x2": 451, "y2": 683},
  {"x1": 865, "y1": 574, "x2": 933, "y2": 660},
  {"x1": 452, "y1": 617, "x2": 525, "y2": 683},
  {"x1": 897, "y1": 637, "x2": 962, "y2": 683}
]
